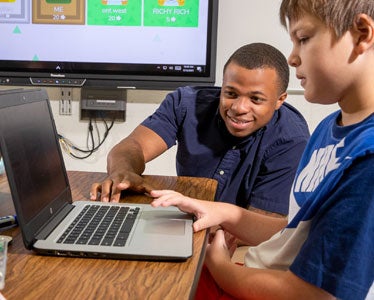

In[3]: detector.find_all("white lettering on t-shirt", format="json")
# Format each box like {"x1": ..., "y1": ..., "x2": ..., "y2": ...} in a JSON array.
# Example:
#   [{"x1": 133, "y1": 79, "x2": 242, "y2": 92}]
[{"x1": 294, "y1": 139, "x2": 345, "y2": 193}]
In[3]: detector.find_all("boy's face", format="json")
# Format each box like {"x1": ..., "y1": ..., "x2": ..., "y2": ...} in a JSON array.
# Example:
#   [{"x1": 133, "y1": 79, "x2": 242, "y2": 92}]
[
  {"x1": 287, "y1": 13, "x2": 354, "y2": 104},
  {"x1": 219, "y1": 62, "x2": 286, "y2": 138}
]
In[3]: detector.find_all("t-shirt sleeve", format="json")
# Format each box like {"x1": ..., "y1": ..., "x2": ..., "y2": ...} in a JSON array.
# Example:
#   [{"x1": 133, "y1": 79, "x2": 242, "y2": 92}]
[{"x1": 290, "y1": 154, "x2": 374, "y2": 299}]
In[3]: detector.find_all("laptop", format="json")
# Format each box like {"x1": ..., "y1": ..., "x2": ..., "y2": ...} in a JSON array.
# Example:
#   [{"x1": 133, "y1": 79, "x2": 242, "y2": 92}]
[{"x1": 0, "y1": 88, "x2": 193, "y2": 261}]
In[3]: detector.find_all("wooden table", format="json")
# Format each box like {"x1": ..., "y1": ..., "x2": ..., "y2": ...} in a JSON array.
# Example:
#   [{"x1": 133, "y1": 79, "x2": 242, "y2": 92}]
[{"x1": 0, "y1": 171, "x2": 217, "y2": 300}]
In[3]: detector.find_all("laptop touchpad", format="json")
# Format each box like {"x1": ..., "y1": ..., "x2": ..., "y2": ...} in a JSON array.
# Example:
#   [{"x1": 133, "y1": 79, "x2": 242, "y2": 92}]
[
  {"x1": 142, "y1": 211, "x2": 187, "y2": 236},
  {"x1": 144, "y1": 219, "x2": 186, "y2": 235}
]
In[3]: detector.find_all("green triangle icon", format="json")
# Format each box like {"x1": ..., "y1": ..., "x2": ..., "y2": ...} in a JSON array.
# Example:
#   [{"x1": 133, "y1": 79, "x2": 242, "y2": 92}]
[
  {"x1": 32, "y1": 55, "x2": 39, "y2": 61},
  {"x1": 13, "y1": 26, "x2": 21, "y2": 34}
]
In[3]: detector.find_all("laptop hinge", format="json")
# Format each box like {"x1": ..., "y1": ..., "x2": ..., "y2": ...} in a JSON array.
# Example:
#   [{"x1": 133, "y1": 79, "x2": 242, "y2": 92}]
[{"x1": 35, "y1": 204, "x2": 74, "y2": 240}]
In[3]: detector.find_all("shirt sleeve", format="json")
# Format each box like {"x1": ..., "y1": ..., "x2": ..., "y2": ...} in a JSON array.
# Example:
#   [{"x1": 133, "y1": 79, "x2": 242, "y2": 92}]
[
  {"x1": 290, "y1": 154, "x2": 374, "y2": 299},
  {"x1": 141, "y1": 88, "x2": 186, "y2": 148},
  {"x1": 249, "y1": 137, "x2": 308, "y2": 215}
]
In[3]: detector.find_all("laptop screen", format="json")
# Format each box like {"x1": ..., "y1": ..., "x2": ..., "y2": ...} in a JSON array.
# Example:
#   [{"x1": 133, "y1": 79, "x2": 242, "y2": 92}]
[{"x1": 0, "y1": 89, "x2": 72, "y2": 247}]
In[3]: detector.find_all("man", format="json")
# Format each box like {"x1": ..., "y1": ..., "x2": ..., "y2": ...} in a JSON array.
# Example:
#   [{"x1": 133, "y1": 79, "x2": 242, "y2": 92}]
[{"x1": 90, "y1": 43, "x2": 309, "y2": 223}]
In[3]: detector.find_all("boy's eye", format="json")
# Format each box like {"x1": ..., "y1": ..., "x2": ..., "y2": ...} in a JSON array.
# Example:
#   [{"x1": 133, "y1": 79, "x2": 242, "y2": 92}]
[{"x1": 299, "y1": 37, "x2": 309, "y2": 44}]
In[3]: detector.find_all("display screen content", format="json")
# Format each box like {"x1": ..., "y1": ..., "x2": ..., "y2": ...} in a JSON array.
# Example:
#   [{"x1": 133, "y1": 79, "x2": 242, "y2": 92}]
[{"x1": 0, "y1": 0, "x2": 218, "y2": 89}]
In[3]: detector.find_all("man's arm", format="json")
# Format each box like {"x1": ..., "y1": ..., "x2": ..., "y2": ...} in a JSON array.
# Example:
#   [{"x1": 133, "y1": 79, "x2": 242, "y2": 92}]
[
  {"x1": 90, "y1": 125, "x2": 168, "y2": 202},
  {"x1": 107, "y1": 125, "x2": 167, "y2": 174}
]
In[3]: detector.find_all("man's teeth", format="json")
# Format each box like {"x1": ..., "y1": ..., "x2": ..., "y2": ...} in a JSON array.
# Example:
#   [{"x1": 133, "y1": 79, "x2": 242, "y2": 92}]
[{"x1": 230, "y1": 117, "x2": 248, "y2": 124}]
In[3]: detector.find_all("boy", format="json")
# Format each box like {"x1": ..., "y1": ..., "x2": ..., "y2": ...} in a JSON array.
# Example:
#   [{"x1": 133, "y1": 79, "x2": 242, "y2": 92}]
[{"x1": 150, "y1": 0, "x2": 374, "y2": 299}]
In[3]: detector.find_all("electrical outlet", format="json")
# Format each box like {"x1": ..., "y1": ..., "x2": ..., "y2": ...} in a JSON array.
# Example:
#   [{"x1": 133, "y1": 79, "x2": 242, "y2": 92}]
[{"x1": 59, "y1": 87, "x2": 73, "y2": 115}]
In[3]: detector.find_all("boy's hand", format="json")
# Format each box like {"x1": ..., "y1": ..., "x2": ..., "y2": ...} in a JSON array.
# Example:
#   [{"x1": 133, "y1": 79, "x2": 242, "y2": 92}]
[
  {"x1": 150, "y1": 189, "x2": 221, "y2": 232},
  {"x1": 205, "y1": 228, "x2": 234, "y2": 268}
]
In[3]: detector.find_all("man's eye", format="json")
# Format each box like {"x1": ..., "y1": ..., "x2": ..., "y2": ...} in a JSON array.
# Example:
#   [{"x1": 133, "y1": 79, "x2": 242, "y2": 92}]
[
  {"x1": 224, "y1": 91, "x2": 237, "y2": 98},
  {"x1": 251, "y1": 96, "x2": 264, "y2": 103}
]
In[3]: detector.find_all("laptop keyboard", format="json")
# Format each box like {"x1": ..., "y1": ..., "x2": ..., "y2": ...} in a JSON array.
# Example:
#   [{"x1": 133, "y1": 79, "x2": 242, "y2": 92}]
[{"x1": 57, "y1": 205, "x2": 140, "y2": 247}]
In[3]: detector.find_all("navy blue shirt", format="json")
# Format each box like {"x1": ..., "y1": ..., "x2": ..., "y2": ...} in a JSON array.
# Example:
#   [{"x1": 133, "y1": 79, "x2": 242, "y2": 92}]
[{"x1": 141, "y1": 86, "x2": 310, "y2": 215}]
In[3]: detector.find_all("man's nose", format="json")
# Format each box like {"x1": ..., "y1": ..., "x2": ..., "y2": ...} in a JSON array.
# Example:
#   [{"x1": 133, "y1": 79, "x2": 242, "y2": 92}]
[{"x1": 232, "y1": 97, "x2": 250, "y2": 112}]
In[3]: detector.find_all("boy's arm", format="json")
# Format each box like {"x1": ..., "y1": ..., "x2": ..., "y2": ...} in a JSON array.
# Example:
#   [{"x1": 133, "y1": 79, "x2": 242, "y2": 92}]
[
  {"x1": 210, "y1": 260, "x2": 334, "y2": 299},
  {"x1": 206, "y1": 230, "x2": 334, "y2": 299},
  {"x1": 91, "y1": 125, "x2": 168, "y2": 202},
  {"x1": 150, "y1": 190, "x2": 287, "y2": 246},
  {"x1": 221, "y1": 206, "x2": 287, "y2": 246}
]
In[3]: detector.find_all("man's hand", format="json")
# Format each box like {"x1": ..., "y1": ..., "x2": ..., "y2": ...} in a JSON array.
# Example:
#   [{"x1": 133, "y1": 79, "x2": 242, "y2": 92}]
[
  {"x1": 90, "y1": 125, "x2": 168, "y2": 202},
  {"x1": 90, "y1": 172, "x2": 153, "y2": 202}
]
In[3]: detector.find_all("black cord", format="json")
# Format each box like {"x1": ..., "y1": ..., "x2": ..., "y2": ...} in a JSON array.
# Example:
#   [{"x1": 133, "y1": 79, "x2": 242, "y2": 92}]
[{"x1": 58, "y1": 117, "x2": 115, "y2": 159}]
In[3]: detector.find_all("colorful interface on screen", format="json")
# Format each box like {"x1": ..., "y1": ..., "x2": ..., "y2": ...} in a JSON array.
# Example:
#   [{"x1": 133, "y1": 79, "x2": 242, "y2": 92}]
[{"x1": 0, "y1": 0, "x2": 207, "y2": 65}]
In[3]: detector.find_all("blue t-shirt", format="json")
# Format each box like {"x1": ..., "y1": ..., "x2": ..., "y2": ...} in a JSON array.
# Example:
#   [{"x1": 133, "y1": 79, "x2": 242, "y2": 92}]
[
  {"x1": 245, "y1": 111, "x2": 374, "y2": 299},
  {"x1": 141, "y1": 86, "x2": 310, "y2": 214}
]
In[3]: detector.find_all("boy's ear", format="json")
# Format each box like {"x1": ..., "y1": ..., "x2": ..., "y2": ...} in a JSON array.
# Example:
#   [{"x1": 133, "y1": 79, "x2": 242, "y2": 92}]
[{"x1": 353, "y1": 14, "x2": 374, "y2": 54}]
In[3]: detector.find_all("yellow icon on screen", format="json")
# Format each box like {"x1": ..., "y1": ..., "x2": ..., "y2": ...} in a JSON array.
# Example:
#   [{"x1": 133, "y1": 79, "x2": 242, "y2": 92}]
[
  {"x1": 102, "y1": 0, "x2": 128, "y2": 4},
  {"x1": 0, "y1": 0, "x2": 16, "y2": 2},
  {"x1": 158, "y1": 0, "x2": 184, "y2": 6}
]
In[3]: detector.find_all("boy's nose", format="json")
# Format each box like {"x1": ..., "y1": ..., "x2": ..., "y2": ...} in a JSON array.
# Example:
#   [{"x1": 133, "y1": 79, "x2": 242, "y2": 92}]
[{"x1": 288, "y1": 52, "x2": 301, "y2": 67}]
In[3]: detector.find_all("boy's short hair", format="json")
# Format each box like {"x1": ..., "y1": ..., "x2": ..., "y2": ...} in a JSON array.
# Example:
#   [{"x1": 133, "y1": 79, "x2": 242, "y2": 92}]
[
  {"x1": 279, "y1": 0, "x2": 374, "y2": 37},
  {"x1": 223, "y1": 43, "x2": 290, "y2": 94}
]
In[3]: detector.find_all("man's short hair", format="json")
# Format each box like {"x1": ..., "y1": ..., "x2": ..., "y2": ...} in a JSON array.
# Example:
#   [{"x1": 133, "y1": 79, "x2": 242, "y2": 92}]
[{"x1": 223, "y1": 43, "x2": 290, "y2": 94}]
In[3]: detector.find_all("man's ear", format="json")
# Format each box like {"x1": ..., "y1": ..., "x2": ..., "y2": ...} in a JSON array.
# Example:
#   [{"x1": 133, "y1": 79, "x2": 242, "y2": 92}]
[
  {"x1": 353, "y1": 13, "x2": 374, "y2": 55},
  {"x1": 275, "y1": 92, "x2": 287, "y2": 110}
]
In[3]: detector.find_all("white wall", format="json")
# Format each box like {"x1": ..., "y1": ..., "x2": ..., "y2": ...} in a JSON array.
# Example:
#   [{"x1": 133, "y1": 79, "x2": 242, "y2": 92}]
[
  {"x1": 6, "y1": 0, "x2": 340, "y2": 175},
  {"x1": 50, "y1": 94, "x2": 178, "y2": 175}
]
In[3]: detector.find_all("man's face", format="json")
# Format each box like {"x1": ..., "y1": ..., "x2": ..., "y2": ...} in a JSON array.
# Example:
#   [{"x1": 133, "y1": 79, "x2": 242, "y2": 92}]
[{"x1": 219, "y1": 62, "x2": 286, "y2": 138}]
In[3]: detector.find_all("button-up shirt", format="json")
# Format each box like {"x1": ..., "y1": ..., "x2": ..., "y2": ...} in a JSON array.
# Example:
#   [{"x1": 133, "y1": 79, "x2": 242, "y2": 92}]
[{"x1": 141, "y1": 86, "x2": 310, "y2": 214}]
